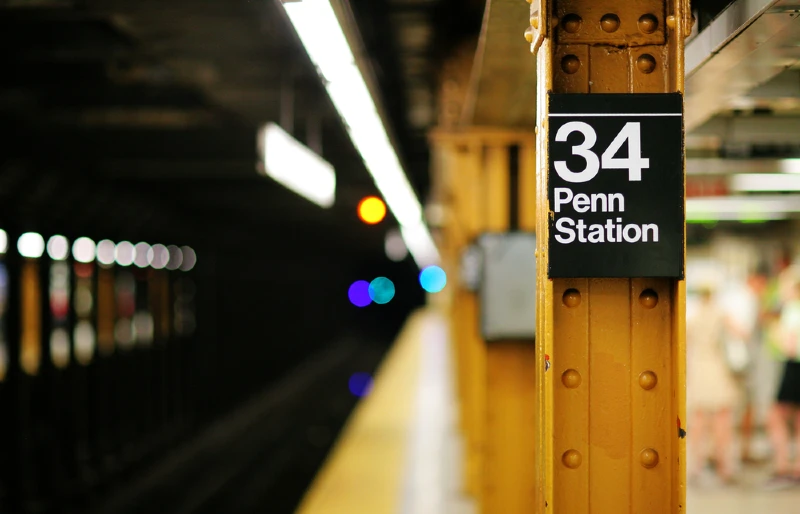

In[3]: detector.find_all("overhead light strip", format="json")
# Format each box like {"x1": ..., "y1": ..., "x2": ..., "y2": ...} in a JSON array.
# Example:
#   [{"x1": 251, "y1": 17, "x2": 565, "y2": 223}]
[
  {"x1": 686, "y1": 158, "x2": 800, "y2": 176},
  {"x1": 687, "y1": 195, "x2": 800, "y2": 221},
  {"x1": 729, "y1": 173, "x2": 800, "y2": 192},
  {"x1": 281, "y1": 0, "x2": 439, "y2": 268}
]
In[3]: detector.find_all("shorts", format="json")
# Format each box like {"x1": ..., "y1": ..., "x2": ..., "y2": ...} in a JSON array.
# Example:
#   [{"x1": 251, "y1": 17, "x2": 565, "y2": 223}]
[{"x1": 777, "y1": 360, "x2": 800, "y2": 405}]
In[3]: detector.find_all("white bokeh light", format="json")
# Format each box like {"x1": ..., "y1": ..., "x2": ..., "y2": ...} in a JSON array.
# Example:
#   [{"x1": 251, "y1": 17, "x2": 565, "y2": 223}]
[
  {"x1": 96, "y1": 239, "x2": 116, "y2": 266},
  {"x1": 47, "y1": 235, "x2": 69, "y2": 261},
  {"x1": 166, "y1": 245, "x2": 183, "y2": 270},
  {"x1": 147, "y1": 244, "x2": 169, "y2": 270},
  {"x1": 0, "y1": 229, "x2": 9, "y2": 255},
  {"x1": 180, "y1": 246, "x2": 196, "y2": 271},
  {"x1": 72, "y1": 237, "x2": 96, "y2": 263},
  {"x1": 115, "y1": 241, "x2": 134, "y2": 266},
  {"x1": 133, "y1": 242, "x2": 151, "y2": 268},
  {"x1": 17, "y1": 232, "x2": 45, "y2": 259}
]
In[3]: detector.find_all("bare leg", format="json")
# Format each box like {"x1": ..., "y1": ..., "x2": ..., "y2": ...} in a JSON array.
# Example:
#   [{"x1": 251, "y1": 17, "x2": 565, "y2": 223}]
[
  {"x1": 741, "y1": 402, "x2": 753, "y2": 462},
  {"x1": 713, "y1": 407, "x2": 735, "y2": 480},
  {"x1": 689, "y1": 408, "x2": 708, "y2": 480},
  {"x1": 792, "y1": 407, "x2": 800, "y2": 478},
  {"x1": 767, "y1": 403, "x2": 791, "y2": 475}
]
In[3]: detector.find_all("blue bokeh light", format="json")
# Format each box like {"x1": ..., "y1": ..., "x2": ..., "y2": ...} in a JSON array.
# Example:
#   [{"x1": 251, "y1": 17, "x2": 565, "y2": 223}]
[
  {"x1": 368, "y1": 277, "x2": 395, "y2": 304},
  {"x1": 419, "y1": 265, "x2": 447, "y2": 293},
  {"x1": 348, "y1": 280, "x2": 372, "y2": 307},
  {"x1": 348, "y1": 372, "x2": 374, "y2": 397}
]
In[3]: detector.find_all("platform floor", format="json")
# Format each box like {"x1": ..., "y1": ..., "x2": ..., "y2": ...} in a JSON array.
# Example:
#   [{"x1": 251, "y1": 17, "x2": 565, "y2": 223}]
[{"x1": 296, "y1": 308, "x2": 800, "y2": 514}]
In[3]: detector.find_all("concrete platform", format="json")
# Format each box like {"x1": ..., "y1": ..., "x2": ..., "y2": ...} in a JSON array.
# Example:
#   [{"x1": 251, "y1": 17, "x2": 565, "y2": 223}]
[{"x1": 296, "y1": 308, "x2": 800, "y2": 514}]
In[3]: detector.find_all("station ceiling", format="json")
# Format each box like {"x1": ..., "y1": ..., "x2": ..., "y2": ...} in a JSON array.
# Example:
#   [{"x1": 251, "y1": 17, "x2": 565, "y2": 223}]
[
  {"x1": 3, "y1": 0, "x2": 800, "y2": 256},
  {"x1": 0, "y1": 0, "x2": 486, "y2": 266}
]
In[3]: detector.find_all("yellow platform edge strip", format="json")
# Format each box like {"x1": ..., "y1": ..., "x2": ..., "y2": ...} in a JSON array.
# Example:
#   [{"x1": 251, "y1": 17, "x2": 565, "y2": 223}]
[{"x1": 295, "y1": 309, "x2": 429, "y2": 514}]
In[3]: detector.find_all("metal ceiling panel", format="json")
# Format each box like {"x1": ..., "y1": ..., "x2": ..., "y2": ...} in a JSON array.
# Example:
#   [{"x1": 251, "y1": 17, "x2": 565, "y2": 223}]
[
  {"x1": 685, "y1": 0, "x2": 800, "y2": 131},
  {"x1": 461, "y1": 0, "x2": 536, "y2": 127},
  {"x1": 690, "y1": 115, "x2": 800, "y2": 146}
]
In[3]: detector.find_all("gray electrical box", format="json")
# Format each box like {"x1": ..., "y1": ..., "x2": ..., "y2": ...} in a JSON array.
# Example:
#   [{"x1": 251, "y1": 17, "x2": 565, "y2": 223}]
[{"x1": 478, "y1": 232, "x2": 536, "y2": 342}]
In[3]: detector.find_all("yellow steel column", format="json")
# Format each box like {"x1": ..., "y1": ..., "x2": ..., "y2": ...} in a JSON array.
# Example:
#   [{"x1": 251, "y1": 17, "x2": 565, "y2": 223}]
[
  {"x1": 528, "y1": 1, "x2": 689, "y2": 513},
  {"x1": 461, "y1": 140, "x2": 487, "y2": 500},
  {"x1": 434, "y1": 130, "x2": 540, "y2": 511},
  {"x1": 482, "y1": 138, "x2": 537, "y2": 514},
  {"x1": 442, "y1": 137, "x2": 487, "y2": 499}
]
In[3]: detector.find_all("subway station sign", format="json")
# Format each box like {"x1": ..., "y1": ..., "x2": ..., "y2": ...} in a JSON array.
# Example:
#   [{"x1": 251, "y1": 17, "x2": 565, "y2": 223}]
[{"x1": 548, "y1": 93, "x2": 684, "y2": 278}]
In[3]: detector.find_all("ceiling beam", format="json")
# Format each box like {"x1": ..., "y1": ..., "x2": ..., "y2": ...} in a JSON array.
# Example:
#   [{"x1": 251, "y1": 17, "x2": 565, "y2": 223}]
[
  {"x1": 690, "y1": 115, "x2": 800, "y2": 147},
  {"x1": 460, "y1": 0, "x2": 536, "y2": 127},
  {"x1": 684, "y1": 0, "x2": 800, "y2": 131}
]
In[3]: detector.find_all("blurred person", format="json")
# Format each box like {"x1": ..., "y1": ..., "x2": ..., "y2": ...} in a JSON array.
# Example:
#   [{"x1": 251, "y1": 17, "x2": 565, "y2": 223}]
[
  {"x1": 764, "y1": 271, "x2": 800, "y2": 489},
  {"x1": 687, "y1": 286, "x2": 741, "y2": 485},
  {"x1": 728, "y1": 269, "x2": 768, "y2": 463}
]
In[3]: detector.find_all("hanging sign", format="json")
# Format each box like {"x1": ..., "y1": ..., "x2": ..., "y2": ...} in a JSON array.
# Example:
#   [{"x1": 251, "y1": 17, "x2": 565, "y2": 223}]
[{"x1": 547, "y1": 93, "x2": 684, "y2": 278}]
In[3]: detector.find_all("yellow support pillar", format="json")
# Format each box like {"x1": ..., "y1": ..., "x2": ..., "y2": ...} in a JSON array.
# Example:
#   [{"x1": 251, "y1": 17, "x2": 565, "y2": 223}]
[
  {"x1": 529, "y1": 1, "x2": 689, "y2": 513},
  {"x1": 455, "y1": 141, "x2": 487, "y2": 500},
  {"x1": 433, "y1": 129, "x2": 539, "y2": 512},
  {"x1": 433, "y1": 135, "x2": 485, "y2": 499},
  {"x1": 482, "y1": 139, "x2": 537, "y2": 514}
]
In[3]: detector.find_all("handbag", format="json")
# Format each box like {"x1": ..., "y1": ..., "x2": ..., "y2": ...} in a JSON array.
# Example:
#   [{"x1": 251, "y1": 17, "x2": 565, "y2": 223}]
[{"x1": 723, "y1": 337, "x2": 751, "y2": 374}]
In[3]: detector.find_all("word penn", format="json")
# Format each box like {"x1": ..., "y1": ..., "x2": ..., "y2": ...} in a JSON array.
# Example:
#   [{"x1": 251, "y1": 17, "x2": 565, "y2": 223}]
[{"x1": 552, "y1": 187, "x2": 659, "y2": 244}]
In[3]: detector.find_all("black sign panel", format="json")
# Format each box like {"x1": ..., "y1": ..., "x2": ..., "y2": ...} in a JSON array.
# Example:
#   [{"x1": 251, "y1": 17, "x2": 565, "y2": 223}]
[{"x1": 548, "y1": 93, "x2": 684, "y2": 278}]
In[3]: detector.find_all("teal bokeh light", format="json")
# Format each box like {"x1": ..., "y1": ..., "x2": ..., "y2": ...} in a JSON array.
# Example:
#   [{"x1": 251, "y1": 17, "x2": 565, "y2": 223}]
[
  {"x1": 419, "y1": 265, "x2": 447, "y2": 293},
  {"x1": 368, "y1": 277, "x2": 395, "y2": 304}
]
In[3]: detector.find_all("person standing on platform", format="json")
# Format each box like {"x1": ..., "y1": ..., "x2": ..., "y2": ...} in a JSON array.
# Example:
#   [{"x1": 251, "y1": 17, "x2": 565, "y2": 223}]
[
  {"x1": 764, "y1": 271, "x2": 800, "y2": 489},
  {"x1": 687, "y1": 286, "x2": 741, "y2": 485},
  {"x1": 727, "y1": 269, "x2": 768, "y2": 464}
]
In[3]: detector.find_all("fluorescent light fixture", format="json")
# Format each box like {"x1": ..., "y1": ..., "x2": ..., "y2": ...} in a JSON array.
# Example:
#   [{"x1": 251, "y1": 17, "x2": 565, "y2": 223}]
[
  {"x1": 687, "y1": 195, "x2": 800, "y2": 221},
  {"x1": 282, "y1": 0, "x2": 437, "y2": 267},
  {"x1": 782, "y1": 159, "x2": 800, "y2": 174},
  {"x1": 687, "y1": 158, "x2": 800, "y2": 176},
  {"x1": 400, "y1": 220, "x2": 440, "y2": 269},
  {"x1": 730, "y1": 173, "x2": 800, "y2": 192},
  {"x1": 258, "y1": 123, "x2": 335, "y2": 208}
]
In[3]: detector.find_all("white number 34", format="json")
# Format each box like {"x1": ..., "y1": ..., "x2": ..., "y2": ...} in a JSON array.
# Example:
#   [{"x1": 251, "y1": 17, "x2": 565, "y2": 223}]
[{"x1": 554, "y1": 121, "x2": 650, "y2": 183}]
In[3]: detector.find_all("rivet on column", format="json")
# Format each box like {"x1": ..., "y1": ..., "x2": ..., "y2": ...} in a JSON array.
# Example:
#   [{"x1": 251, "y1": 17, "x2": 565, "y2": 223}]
[
  {"x1": 640, "y1": 448, "x2": 659, "y2": 469},
  {"x1": 562, "y1": 450, "x2": 582, "y2": 469},
  {"x1": 638, "y1": 13, "x2": 658, "y2": 34},
  {"x1": 639, "y1": 289, "x2": 658, "y2": 309},
  {"x1": 562, "y1": 288, "x2": 581, "y2": 307},
  {"x1": 638, "y1": 371, "x2": 657, "y2": 390},
  {"x1": 561, "y1": 13, "x2": 582, "y2": 33},
  {"x1": 636, "y1": 54, "x2": 656, "y2": 74},
  {"x1": 562, "y1": 369, "x2": 582, "y2": 388},
  {"x1": 561, "y1": 55, "x2": 581, "y2": 74},
  {"x1": 600, "y1": 13, "x2": 620, "y2": 33}
]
